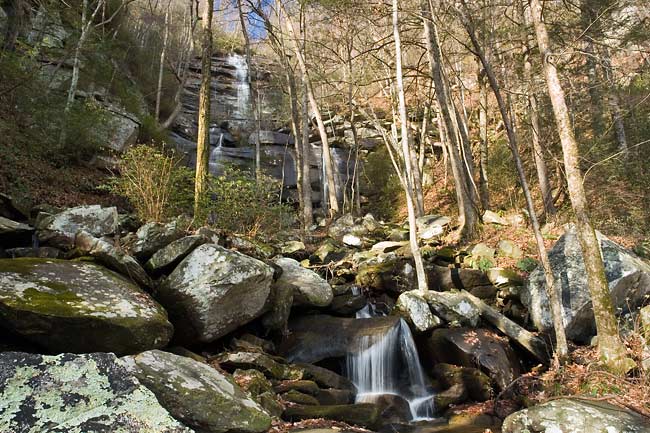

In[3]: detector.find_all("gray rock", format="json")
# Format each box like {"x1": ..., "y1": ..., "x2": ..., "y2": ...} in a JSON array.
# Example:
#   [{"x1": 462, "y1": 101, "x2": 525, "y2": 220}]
[
  {"x1": 248, "y1": 130, "x2": 294, "y2": 146},
  {"x1": 328, "y1": 214, "x2": 368, "y2": 240},
  {"x1": 371, "y1": 241, "x2": 408, "y2": 253},
  {"x1": 483, "y1": 210, "x2": 509, "y2": 225},
  {"x1": 131, "y1": 220, "x2": 185, "y2": 260},
  {"x1": 37, "y1": 205, "x2": 118, "y2": 249},
  {"x1": 283, "y1": 403, "x2": 380, "y2": 429},
  {"x1": 0, "y1": 352, "x2": 193, "y2": 433},
  {"x1": 487, "y1": 268, "x2": 524, "y2": 288},
  {"x1": 145, "y1": 235, "x2": 207, "y2": 275},
  {"x1": 428, "y1": 265, "x2": 492, "y2": 291},
  {"x1": 423, "y1": 291, "x2": 481, "y2": 327},
  {"x1": 273, "y1": 257, "x2": 333, "y2": 307},
  {"x1": 280, "y1": 240, "x2": 306, "y2": 256},
  {"x1": 523, "y1": 225, "x2": 650, "y2": 342},
  {"x1": 261, "y1": 283, "x2": 294, "y2": 332},
  {"x1": 395, "y1": 291, "x2": 442, "y2": 332},
  {"x1": 0, "y1": 258, "x2": 172, "y2": 354},
  {"x1": 122, "y1": 350, "x2": 271, "y2": 433},
  {"x1": 342, "y1": 234, "x2": 362, "y2": 247},
  {"x1": 328, "y1": 293, "x2": 367, "y2": 316},
  {"x1": 157, "y1": 244, "x2": 274, "y2": 344},
  {"x1": 502, "y1": 398, "x2": 650, "y2": 433},
  {"x1": 296, "y1": 363, "x2": 356, "y2": 391},
  {"x1": 104, "y1": 107, "x2": 139, "y2": 153},
  {"x1": 432, "y1": 363, "x2": 492, "y2": 402},
  {"x1": 75, "y1": 231, "x2": 152, "y2": 289},
  {"x1": 425, "y1": 328, "x2": 521, "y2": 391},
  {"x1": 416, "y1": 215, "x2": 450, "y2": 241},
  {"x1": 470, "y1": 243, "x2": 496, "y2": 261},
  {"x1": 497, "y1": 240, "x2": 523, "y2": 260}
]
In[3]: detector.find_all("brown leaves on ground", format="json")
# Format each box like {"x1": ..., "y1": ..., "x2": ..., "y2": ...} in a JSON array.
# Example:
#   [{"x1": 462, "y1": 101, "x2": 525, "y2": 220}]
[{"x1": 268, "y1": 418, "x2": 372, "y2": 433}]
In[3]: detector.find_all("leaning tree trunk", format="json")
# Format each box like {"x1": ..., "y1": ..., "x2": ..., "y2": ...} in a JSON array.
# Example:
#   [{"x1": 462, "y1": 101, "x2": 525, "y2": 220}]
[
  {"x1": 477, "y1": 63, "x2": 490, "y2": 210},
  {"x1": 155, "y1": 3, "x2": 170, "y2": 122},
  {"x1": 530, "y1": 0, "x2": 633, "y2": 373},
  {"x1": 458, "y1": 0, "x2": 569, "y2": 360},
  {"x1": 301, "y1": 81, "x2": 314, "y2": 227},
  {"x1": 194, "y1": 0, "x2": 214, "y2": 215},
  {"x1": 422, "y1": 0, "x2": 478, "y2": 240},
  {"x1": 393, "y1": 0, "x2": 428, "y2": 292}
]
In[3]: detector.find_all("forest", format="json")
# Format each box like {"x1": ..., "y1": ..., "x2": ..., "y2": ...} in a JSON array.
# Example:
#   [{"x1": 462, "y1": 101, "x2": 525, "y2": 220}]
[{"x1": 1, "y1": 0, "x2": 650, "y2": 432}]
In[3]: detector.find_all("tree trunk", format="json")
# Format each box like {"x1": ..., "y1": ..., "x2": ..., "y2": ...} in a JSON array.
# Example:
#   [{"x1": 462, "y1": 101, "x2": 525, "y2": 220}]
[
  {"x1": 393, "y1": 0, "x2": 427, "y2": 293},
  {"x1": 194, "y1": 0, "x2": 214, "y2": 215},
  {"x1": 421, "y1": 0, "x2": 478, "y2": 240},
  {"x1": 477, "y1": 63, "x2": 490, "y2": 210},
  {"x1": 279, "y1": 1, "x2": 339, "y2": 217},
  {"x1": 530, "y1": 0, "x2": 633, "y2": 373},
  {"x1": 301, "y1": 81, "x2": 314, "y2": 227},
  {"x1": 458, "y1": 0, "x2": 569, "y2": 360},
  {"x1": 155, "y1": 3, "x2": 171, "y2": 122}
]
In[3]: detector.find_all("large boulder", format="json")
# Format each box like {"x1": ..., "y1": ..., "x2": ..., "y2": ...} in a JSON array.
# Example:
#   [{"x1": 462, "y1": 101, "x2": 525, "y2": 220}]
[
  {"x1": 423, "y1": 290, "x2": 481, "y2": 327},
  {"x1": 280, "y1": 314, "x2": 399, "y2": 363},
  {"x1": 0, "y1": 258, "x2": 172, "y2": 354},
  {"x1": 156, "y1": 244, "x2": 274, "y2": 344},
  {"x1": 36, "y1": 205, "x2": 118, "y2": 249},
  {"x1": 502, "y1": 398, "x2": 650, "y2": 433},
  {"x1": 122, "y1": 350, "x2": 271, "y2": 433},
  {"x1": 523, "y1": 225, "x2": 650, "y2": 342},
  {"x1": 0, "y1": 352, "x2": 193, "y2": 433},
  {"x1": 75, "y1": 231, "x2": 152, "y2": 289},
  {"x1": 130, "y1": 220, "x2": 185, "y2": 260},
  {"x1": 424, "y1": 328, "x2": 520, "y2": 391},
  {"x1": 273, "y1": 257, "x2": 333, "y2": 307}
]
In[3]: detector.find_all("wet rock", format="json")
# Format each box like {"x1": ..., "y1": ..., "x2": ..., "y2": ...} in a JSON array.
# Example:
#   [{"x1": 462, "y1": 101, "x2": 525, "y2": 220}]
[
  {"x1": 328, "y1": 293, "x2": 367, "y2": 316},
  {"x1": 361, "y1": 394, "x2": 411, "y2": 423},
  {"x1": 0, "y1": 216, "x2": 34, "y2": 247},
  {"x1": 216, "y1": 351, "x2": 287, "y2": 380},
  {"x1": 395, "y1": 291, "x2": 442, "y2": 332},
  {"x1": 502, "y1": 398, "x2": 650, "y2": 433},
  {"x1": 425, "y1": 328, "x2": 521, "y2": 391},
  {"x1": 5, "y1": 246, "x2": 62, "y2": 259},
  {"x1": 273, "y1": 257, "x2": 333, "y2": 307},
  {"x1": 433, "y1": 383, "x2": 468, "y2": 411},
  {"x1": 282, "y1": 389, "x2": 320, "y2": 405},
  {"x1": 432, "y1": 363, "x2": 492, "y2": 402},
  {"x1": 423, "y1": 291, "x2": 481, "y2": 327},
  {"x1": 145, "y1": 235, "x2": 207, "y2": 275},
  {"x1": 281, "y1": 314, "x2": 399, "y2": 363},
  {"x1": 157, "y1": 244, "x2": 274, "y2": 344},
  {"x1": 0, "y1": 352, "x2": 192, "y2": 433},
  {"x1": 523, "y1": 225, "x2": 650, "y2": 343},
  {"x1": 75, "y1": 231, "x2": 152, "y2": 289},
  {"x1": 37, "y1": 205, "x2": 118, "y2": 249},
  {"x1": 122, "y1": 350, "x2": 271, "y2": 433},
  {"x1": 131, "y1": 220, "x2": 185, "y2": 260},
  {"x1": 315, "y1": 389, "x2": 354, "y2": 405},
  {"x1": 0, "y1": 258, "x2": 172, "y2": 354},
  {"x1": 283, "y1": 403, "x2": 380, "y2": 429},
  {"x1": 295, "y1": 363, "x2": 356, "y2": 391},
  {"x1": 483, "y1": 210, "x2": 509, "y2": 225}
]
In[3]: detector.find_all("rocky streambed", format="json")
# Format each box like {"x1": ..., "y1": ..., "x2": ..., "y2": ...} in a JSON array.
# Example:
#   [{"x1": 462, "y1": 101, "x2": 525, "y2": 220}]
[{"x1": 1, "y1": 202, "x2": 650, "y2": 433}]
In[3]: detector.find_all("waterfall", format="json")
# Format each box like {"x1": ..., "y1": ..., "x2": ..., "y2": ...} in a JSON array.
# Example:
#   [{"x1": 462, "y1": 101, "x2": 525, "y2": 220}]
[
  {"x1": 226, "y1": 53, "x2": 251, "y2": 130},
  {"x1": 346, "y1": 316, "x2": 435, "y2": 421}
]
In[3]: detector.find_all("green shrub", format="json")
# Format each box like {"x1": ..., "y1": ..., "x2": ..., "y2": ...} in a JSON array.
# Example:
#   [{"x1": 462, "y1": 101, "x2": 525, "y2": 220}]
[
  {"x1": 200, "y1": 167, "x2": 294, "y2": 238},
  {"x1": 110, "y1": 144, "x2": 193, "y2": 222},
  {"x1": 516, "y1": 257, "x2": 539, "y2": 273},
  {"x1": 57, "y1": 99, "x2": 114, "y2": 164}
]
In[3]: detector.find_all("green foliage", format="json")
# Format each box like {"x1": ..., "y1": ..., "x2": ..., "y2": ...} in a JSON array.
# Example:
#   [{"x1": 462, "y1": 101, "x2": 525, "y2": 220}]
[
  {"x1": 110, "y1": 144, "x2": 193, "y2": 222},
  {"x1": 516, "y1": 257, "x2": 539, "y2": 273},
  {"x1": 199, "y1": 168, "x2": 294, "y2": 238},
  {"x1": 57, "y1": 100, "x2": 114, "y2": 164},
  {"x1": 361, "y1": 146, "x2": 402, "y2": 220},
  {"x1": 138, "y1": 114, "x2": 170, "y2": 144},
  {"x1": 473, "y1": 257, "x2": 494, "y2": 272}
]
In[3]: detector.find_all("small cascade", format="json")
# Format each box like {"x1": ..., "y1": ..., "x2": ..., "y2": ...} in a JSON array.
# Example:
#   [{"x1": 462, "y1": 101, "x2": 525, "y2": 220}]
[{"x1": 346, "y1": 310, "x2": 435, "y2": 421}]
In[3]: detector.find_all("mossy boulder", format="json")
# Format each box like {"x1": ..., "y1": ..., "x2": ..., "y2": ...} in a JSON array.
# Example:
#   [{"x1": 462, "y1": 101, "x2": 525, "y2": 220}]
[
  {"x1": 432, "y1": 363, "x2": 492, "y2": 402},
  {"x1": 502, "y1": 398, "x2": 650, "y2": 433},
  {"x1": 233, "y1": 369, "x2": 273, "y2": 396},
  {"x1": 273, "y1": 257, "x2": 333, "y2": 307},
  {"x1": 216, "y1": 351, "x2": 288, "y2": 380},
  {"x1": 0, "y1": 352, "x2": 192, "y2": 433},
  {"x1": 274, "y1": 380, "x2": 320, "y2": 396},
  {"x1": 122, "y1": 350, "x2": 271, "y2": 433},
  {"x1": 0, "y1": 258, "x2": 172, "y2": 355},
  {"x1": 281, "y1": 389, "x2": 320, "y2": 406},
  {"x1": 130, "y1": 220, "x2": 185, "y2": 260},
  {"x1": 283, "y1": 403, "x2": 380, "y2": 429},
  {"x1": 156, "y1": 244, "x2": 274, "y2": 344},
  {"x1": 395, "y1": 291, "x2": 441, "y2": 332},
  {"x1": 145, "y1": 235, "x2": 208, "y2": 275}
]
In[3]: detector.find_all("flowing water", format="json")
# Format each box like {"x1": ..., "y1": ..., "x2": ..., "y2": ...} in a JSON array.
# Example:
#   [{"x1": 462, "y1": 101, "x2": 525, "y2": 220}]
[
  {"x1": 347, "y1": 290, "x2": 435, "y2": 421},
  {"x1": 226, "y1": 53, "x2": 251, "y2": 130}
]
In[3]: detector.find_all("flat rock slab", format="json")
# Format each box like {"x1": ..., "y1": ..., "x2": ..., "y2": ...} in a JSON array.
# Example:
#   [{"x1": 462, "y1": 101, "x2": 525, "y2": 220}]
[
  {"x1": 37, "y1": 205, "x2": 118, "y2": 249},
  {"x1": 122, "y1": 350, "x2": 271, "y2": 433},
  {"x1": 0, "y1": 352, "x2": 193, "y2": 433},
  {"x1": 0, "y1": 258, "x2": 172, "y2": 354}
]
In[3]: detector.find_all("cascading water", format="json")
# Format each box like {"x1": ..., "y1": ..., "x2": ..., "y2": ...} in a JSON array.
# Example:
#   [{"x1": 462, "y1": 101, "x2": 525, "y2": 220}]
[
  {"x1": 226, "y1": 53, "x2": 251, "y2": 130},
  {"x1": 347, "y1": 290, "x2": 435, "y2": 421}
]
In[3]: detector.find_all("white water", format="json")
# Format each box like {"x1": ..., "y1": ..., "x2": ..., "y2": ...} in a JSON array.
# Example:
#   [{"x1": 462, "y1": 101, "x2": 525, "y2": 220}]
[
  {"x1": 346, "y1": 312, "x2": 435, "y2": 421},
  {"x1": 226, "y1": 53, "x2": 251, "y2": 129}
]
